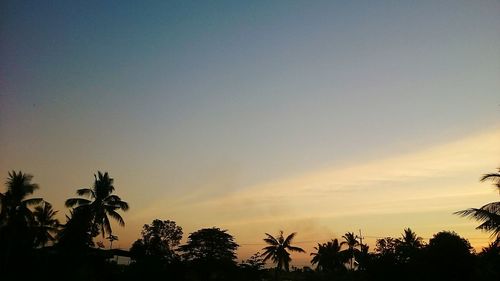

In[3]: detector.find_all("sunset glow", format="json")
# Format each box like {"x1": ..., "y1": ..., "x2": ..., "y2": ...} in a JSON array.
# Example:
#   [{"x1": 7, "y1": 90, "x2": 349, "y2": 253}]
[{"x1": 1, "y1": 0, "x2": 499, "y2": 269}]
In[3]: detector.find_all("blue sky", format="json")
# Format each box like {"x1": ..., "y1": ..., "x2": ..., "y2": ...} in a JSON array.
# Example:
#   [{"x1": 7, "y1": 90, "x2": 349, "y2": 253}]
[{"x1": 1, "y1": 0, "x2": 499, "y2": 264}]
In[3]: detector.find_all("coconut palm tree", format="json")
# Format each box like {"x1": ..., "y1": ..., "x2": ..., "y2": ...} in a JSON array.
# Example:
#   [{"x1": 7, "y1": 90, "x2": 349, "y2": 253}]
[
  {"x1": 33, "y1": 202, "x2": 60, "y2": 247},
  {"x1": 402, "y1": 228, "x2": 422, "y2": 245},
  {"x1": 0, "y1": 171, "x2": 43, "y2": 227},
  {"x1": 65, "y1": 171, "x2": 129, "y2": 238},
  {"x1": 0, "y1": 171, "x2": 44, "y2": 271},
  {"x1": 455, "y1": 168, "x2": 500, "y2": 238},
  {"x1": 396, "y1": 228, "x2": 423, "y2": 263},
  {"x1": 340, "y1": 232, "x2": 359, "y2": 270},
  {"x1": 310, "y1": 238, "x2": 343, "y2": 272},
  {"x1": 262, "y1": 230, "x2": 305, "y2": 277},
  {"x1": 399, "y1": 228, "x2": 423, "y2": 248}
]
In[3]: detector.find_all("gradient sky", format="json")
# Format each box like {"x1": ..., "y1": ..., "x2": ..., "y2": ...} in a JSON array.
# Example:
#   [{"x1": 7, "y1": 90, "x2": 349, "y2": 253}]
[{"x1": 1, "y1": 0, "x2": 499, "y2": 266}]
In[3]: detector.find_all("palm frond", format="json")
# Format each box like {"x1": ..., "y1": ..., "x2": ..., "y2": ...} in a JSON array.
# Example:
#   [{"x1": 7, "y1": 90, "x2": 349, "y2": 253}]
[
  {"x1": 480, "y1": 201, "x2": 500, "y2": 213},
  {"x1": 480, "y1": 170, "x2": 500, "y2": 190},
  {"x1": 261, "y1": 249, "x2": 276, "y2": 262},
  {"x1": 455, "y1": 208, "x2": 500, "y2": 236},
  {"x1": 287, "y1": 245, "x2": 305, "y2": 253},
  {"x1": 65, "y1": 198, "x2": 91, "y2": 207},
  {"x1": 480, "y1": 171, "x2": 500, "y2": 182},
  {"x1": 264, "y1": 233, "x2": 279, "y2": 245},
  {"x1": 106, "y1": 209, "x2": 125, "y2": 226},
  {"x1": 22, "y1": 197, "x2": 44, "y2": 206},
  {"x1": 103, "y1": 214, "x2": 112, "y2": 236},
  {"x1": 263, "y1": 237, "x2": 279, "y2": 245},
  {"x1": 283, "y1": 232, "x2": 297, "y2": 246},
  {"x1": 105, "y1": 196, "x2": 129, "y2": 211},
  {"x1": 76, "y1": 188, "x2": 95, "y2": 198}
]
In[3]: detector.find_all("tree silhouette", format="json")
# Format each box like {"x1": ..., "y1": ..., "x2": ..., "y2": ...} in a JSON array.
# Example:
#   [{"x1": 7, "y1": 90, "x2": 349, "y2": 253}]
[
  {"x1": 57, "y1": 208, "x2": 95, "y2": 250},
  {"x1": 395, "y1": 227, "x2": 423, "y2": 264},
  {"x1": 181, "y1": 227, "x2": 238, "y2": 263},
  {"x1": 475, "y1": 237, "x2": 500, "y2": 281},
  {"x1": 65, "y1": 171, "x2": 129, "y2": 238},
  {"x1": 262, "y1": 230, "x2": 305, "y2": 277},
  {"x1": 357, "y1": 243, "x2": 370, "y2": 271},
  {"x1": 180, "y1": 227, "x2": 239, "y2": 280},
  {"x1": 130, "y1": 219, "x2": 183, "y2": 263},
  {"x1": 0, "y1": 171, "x2": 43, "y2": 273},
  {"x1": 340, "y1": 232, "x2": 359, "y2": 270},
  {"x1": 423, "y1": 231, "x2": 474, "y2": 281},
  {"x1": 128, "y1": 220, "x2": 183, "y2": 280},
  {"x1": 33, "y1": 202, "x2": 60, "y2": 247},
  {"x1": 239, "y1": 252, "x2": 266, "y2": 281},
  {"x1": 375, "y1": 237, "x2": 399, "y2": 257},
  {"x1": 400, "y1": 228, "x2": 423, "y2": 248},
  {"x1": 310, "y1": 238, "x2": 343, "y2": 272},
  {"x1": 0, "y1": 171, "x2": 43, "y2": 227},
  {"x1": 455, "y1": 168, "x2": 500, "y2": 238}
]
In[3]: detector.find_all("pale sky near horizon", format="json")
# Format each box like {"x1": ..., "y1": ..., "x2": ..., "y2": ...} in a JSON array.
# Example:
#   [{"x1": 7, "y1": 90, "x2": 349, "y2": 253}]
[{"x1": 1, "y1": 0, "x2": 499, "y2": 266}]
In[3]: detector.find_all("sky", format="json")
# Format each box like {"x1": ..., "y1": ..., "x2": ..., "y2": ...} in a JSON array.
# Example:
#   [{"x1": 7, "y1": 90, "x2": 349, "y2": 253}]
[{"x1": 1, "y1": 0, "x2": 499, "y2": 266}]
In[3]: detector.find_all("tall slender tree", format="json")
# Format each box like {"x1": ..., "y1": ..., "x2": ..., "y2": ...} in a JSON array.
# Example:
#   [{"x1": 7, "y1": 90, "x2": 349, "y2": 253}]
[
  {"x1": 341, "y1": 232, "x2": 359, "y2": 270},
  {"x1": 65, "y1": 171, "x2": 129, "y2": 238},
  {"x1": 262, "y1": 230, "x2": 305, "y2": 277}
]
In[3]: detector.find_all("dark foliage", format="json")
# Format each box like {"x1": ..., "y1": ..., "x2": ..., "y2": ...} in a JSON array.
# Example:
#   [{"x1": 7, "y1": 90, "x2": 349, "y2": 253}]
[
  {"x1": 180, "y1": 227, "x2": 239, "y2": 280},
  {"x1": 65, "y1": 171, "x2": 129, "y2": 238},
  {"x1": 128, "y1": 219, "x2": 183, "y2": 279},
  {"x1": 1, "y1": 170, "x2": 500, "y2": 281},
  {"x1": 238, "y1": 252, "x2": 266, "y2": 281},
  {"x1": 455, "y1": 168, "x2": 500, "y2": 238},
  {"x1": 262, "y1": 231, "x2": 305, "y2": 273},
  {"x1": 422, "y1": 231, "x2": 475, "y2": 281}
]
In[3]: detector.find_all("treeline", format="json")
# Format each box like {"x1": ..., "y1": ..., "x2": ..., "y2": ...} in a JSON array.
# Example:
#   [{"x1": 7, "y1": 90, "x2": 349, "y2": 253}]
[{"x1": 0, "y1": 170, "x2": 499, "y2": 281}]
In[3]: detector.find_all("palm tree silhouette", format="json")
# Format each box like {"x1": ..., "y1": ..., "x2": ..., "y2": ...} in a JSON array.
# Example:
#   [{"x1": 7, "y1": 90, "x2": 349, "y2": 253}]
[
  {"x1": 341, "y1": 232, "x2": 359, "y2": 270},
  {"x1": 33, "y1": 202, "x2": 60, "y2": 247},
  {"x1": 0, "y1": 171, "x2": 43, "y2": 226},
  {"x1": 396, "y1": 227, "x2": 423, "y2": 263},
  {"x1": 310, "y1": 238, "x2": 343, "y2": 272},
  {"x1": 455, "y1": 168, "x2": 500, "y2": 238},
  {"x1": 262, "y1": 230, "x2": 305, "y2": 278},
  {"x1": 400, "y1": 228, "x2": 423, "y2": 248},
  {"x1": 65, "y1": 171, "x2": 129, "y2": 237},
  {"x1": 0, "y1": 171, "x2": 43, "y2": 271}
]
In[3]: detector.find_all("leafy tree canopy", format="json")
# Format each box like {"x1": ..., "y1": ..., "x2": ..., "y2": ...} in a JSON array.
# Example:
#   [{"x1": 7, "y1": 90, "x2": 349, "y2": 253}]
[
  {"x1": 180, "y1": 227, "x2": 239, "y2": 265},
  {"x1": 130, "y1": 219, "x2": 183, "y2": 262}
]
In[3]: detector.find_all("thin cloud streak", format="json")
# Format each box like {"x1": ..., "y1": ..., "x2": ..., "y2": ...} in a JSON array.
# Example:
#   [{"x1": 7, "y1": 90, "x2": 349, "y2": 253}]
[
  {"x1": 197, "y1": 129, "x2": 497, "y2": 209},
  {"x1": 119, "y1": 129, "x2": 500, "y2": 263}
]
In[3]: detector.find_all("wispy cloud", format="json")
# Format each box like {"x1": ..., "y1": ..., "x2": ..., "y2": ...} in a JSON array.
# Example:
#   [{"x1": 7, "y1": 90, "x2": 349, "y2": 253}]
[
  {"x1": 186, "y1": 129, "x2": 499, "y2": 221},
  {"x1": 125, "y1": 129, "x2": 499, "y2": 254}
]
